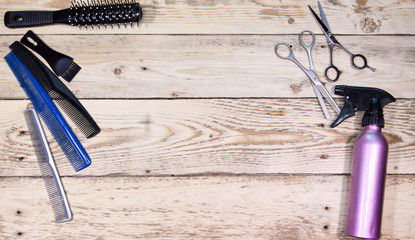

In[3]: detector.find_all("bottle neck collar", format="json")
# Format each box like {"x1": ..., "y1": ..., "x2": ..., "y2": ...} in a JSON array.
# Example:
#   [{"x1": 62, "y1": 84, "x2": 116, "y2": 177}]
[{"x1": 363, "y1": 125, "x2": 382, "y2": 132}]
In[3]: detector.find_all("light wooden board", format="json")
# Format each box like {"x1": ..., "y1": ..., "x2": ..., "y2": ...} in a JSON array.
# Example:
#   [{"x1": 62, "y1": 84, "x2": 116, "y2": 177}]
[
  {"x1": 1, "y1": 35, "x2": 414, "y2": 99},
  {"x1": 1, "y1": 0, "x2": 414, "y2": 239},
  {"x1": 0, "y1": 0, "x2": 414, "y2": 35},
  {"x1": 1, "y1": 99, "x2": 413, "y2": 177},
  {"x1": 0, "y1": 175, "x2": 414, "y2": 239}
]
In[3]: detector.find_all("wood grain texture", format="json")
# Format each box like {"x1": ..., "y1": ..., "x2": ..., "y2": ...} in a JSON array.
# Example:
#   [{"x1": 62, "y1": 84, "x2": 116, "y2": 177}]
[
  {"x1": 1, "y1": 35, "x2": 415, "y2": 99},
  {"x1": 0, "y1": 0, "x2": 414, "y2": 35},
  {"x1": 1, "y1": 99, "x2": 413, "y2": 177},
  {"x1": 1, "y1": 0, "x2": 414, "y2": 239},
  {"x1": 0, "y1": 175, "x2": 414, "y2": 239}
]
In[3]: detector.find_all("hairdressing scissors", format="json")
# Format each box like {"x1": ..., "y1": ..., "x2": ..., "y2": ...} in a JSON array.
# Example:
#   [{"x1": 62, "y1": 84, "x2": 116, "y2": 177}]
[
  {"x1": 309, "y1": 1, "x2": 376, "y2": 82},
  {"x1": 274, "y1": 30, "x2": 340, "y2": 119}
]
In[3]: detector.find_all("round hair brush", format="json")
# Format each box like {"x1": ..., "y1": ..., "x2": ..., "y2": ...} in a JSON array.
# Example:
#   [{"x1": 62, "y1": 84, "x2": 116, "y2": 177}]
[{"x1": 4, "y1": 0, "x2": 143, "y2": 29}]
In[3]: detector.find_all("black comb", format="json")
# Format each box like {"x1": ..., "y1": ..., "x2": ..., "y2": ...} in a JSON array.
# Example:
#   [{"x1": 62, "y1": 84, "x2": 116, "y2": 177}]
[
  {"x1": 4, "y1": 0, "x2": 142, "y2": 29},
  {"x1": 21, "y1": 30, "x2": 81, "y2": 82},
  {"x1": 10, "y1": 42, "x2": 100, "y2": 139}
]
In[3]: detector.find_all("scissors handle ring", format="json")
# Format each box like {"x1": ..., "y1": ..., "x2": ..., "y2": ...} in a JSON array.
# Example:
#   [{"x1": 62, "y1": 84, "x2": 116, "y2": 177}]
[
  {"x1": 324, "y1": 64, "x2": 342, "y2": 82},
  {"x1": 298, "y1": 30, "x2": 316, "y2": 48},
  {"x1": 351, "y1": 54, "x2": 368, "y2": 70},
  {"x1": 274, "y1": 42, "x2": 294, "y2": 60}
]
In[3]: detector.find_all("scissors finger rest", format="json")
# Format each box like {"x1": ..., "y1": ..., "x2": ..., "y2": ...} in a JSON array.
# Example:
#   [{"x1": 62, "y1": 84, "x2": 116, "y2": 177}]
[{"x1": 351, "y1": 54, "x2": 376, "y2": 72}]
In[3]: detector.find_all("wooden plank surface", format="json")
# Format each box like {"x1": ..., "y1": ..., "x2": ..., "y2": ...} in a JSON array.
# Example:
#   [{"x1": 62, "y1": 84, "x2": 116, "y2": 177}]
[
  {"x1": 1, "y1": 99, "x2": 414, "y2": 177},
  {"x1": 1, "y1": 35, "x2": 414, "y2": 99},
  {"x1": 1, "y1": 175, "x2": 415, "y2": 239},
  {"x1": 0, "y1": 0, "x2": 415, "y2": 35},
  {"x1": 1, "y1": 0, "x2": 414, "y2": 239}
]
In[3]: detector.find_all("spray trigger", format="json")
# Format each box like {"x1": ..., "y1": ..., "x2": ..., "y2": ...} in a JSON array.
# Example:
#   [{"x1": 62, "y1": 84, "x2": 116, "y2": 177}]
[{"x1": 330, "y1": 85, "x2": 395, "y2": 128}]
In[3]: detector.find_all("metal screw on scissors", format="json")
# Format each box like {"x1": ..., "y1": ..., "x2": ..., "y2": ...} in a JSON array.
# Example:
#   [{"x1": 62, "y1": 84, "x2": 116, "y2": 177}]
[
  {"x1": 274, "y1": 30, "x2": 340, "y2": 119},
  {"x1": 309, "y1": 1, "x2": 376, "y2": 82}
]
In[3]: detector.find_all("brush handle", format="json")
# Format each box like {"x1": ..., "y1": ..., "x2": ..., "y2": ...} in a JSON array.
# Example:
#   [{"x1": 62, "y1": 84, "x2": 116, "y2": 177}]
[{"x1": 4, "y1": 11, "x2": 54, "y2": 28}]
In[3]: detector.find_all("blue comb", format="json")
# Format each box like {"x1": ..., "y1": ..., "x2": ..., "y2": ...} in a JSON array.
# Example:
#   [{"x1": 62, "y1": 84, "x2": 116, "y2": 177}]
[{"x1": 5, "y1": 52, "x2": 91, "y2": 171}]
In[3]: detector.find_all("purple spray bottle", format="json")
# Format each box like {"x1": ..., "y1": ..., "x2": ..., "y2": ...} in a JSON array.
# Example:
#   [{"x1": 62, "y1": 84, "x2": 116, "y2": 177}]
[{"x1": 330, "y1": 85, "x2": 396, "y2": 239}]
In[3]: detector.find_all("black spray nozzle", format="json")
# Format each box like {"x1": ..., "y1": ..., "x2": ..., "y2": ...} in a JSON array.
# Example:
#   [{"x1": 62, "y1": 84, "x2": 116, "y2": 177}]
[{"x1": 330, "y1": 85, "x2": 396, "y2": 128}]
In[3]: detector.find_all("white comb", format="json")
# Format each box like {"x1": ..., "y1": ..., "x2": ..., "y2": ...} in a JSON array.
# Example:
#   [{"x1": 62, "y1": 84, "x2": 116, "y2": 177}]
[{"x1": 24, "y1": 108, "x2": 72, "y2": 223}]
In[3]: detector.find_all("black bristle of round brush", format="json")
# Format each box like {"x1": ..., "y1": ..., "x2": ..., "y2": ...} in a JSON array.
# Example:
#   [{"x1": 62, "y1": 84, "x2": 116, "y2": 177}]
[{"x1": 68, "y1": 0, "x2": 142, "y2": 28}]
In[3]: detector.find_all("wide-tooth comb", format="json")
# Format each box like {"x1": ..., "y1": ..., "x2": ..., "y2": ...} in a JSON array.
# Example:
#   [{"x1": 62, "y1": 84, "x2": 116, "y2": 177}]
[
  {"x1": 5, "y1": 51, "x2": 91, "y2": 171},
  {"x1": 24, "y1": 108, "x2": 72, "y2": 223},
  {"x1": 10, "y1": 42, "x2": 100, "y2": 139},
  {"x1": 21, "y1": 30, "x2": 81, "y2": 82},
  {"x1": 4, "y1": 0, "x2": 142, "y2": 29}
]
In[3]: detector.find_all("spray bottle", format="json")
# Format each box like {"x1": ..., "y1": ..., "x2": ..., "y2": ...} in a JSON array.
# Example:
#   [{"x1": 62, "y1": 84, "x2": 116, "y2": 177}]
[{"x1": 330, "y1": 85, "x2": 396, "y2": 239}]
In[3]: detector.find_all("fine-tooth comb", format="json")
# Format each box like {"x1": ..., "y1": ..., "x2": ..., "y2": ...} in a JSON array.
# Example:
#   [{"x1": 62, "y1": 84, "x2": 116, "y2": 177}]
[
  {"x1": 5, "y1": 50, "x2": 91, "y2": 172},
  {"x1": 24, "y1": 108, "x2": 72, "y2": 223},
  {"x1": 4, "y1": 0, "x2": 143, "y2": 29},
  {"x1": 21, "y1": 30, "x2": 81, "y2": 82},
  {"x1": 10, "y1": 41, "x2": 100, "y2": 139}
]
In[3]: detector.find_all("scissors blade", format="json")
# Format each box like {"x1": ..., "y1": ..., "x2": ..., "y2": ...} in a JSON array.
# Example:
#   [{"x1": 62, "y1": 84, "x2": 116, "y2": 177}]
[
  {"x1": 306, "y1": 70, "x2": 340, "y2": 114},
  {"x1": 314, "y1": 82, "x2": 340, "y2": 114},
  {"x1": 317, "y1": 1, "x2": 331, "y2": 31},
  {"x1": 311, "y1": 83, "x2": 330, "y2": 119},
  {"x1": 308, "y1": 5, "x2": 340, "y2": 45}
]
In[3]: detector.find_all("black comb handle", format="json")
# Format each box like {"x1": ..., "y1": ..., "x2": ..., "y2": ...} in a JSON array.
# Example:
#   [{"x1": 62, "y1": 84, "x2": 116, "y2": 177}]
[{"x1": 21, "y1": 30, "x2": 80, "y2": 82}]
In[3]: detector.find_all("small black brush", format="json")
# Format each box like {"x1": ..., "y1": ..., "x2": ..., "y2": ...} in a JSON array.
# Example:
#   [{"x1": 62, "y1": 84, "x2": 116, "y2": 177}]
[
  {"x1": 21, "y1": 30, "x2": 81, "y2": 82},
  {"x1": 4, "y1": 0, "x2": 142, "y2": 29}
]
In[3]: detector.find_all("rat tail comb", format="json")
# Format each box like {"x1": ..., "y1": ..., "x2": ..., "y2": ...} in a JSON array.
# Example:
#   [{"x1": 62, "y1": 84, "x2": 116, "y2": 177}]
[
  {"x1": 24, "y1": 108, "x2": 72, "y2": 223},
  {"x1": 4, "y1": 0, "x2": 143, "y2": 29}
]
